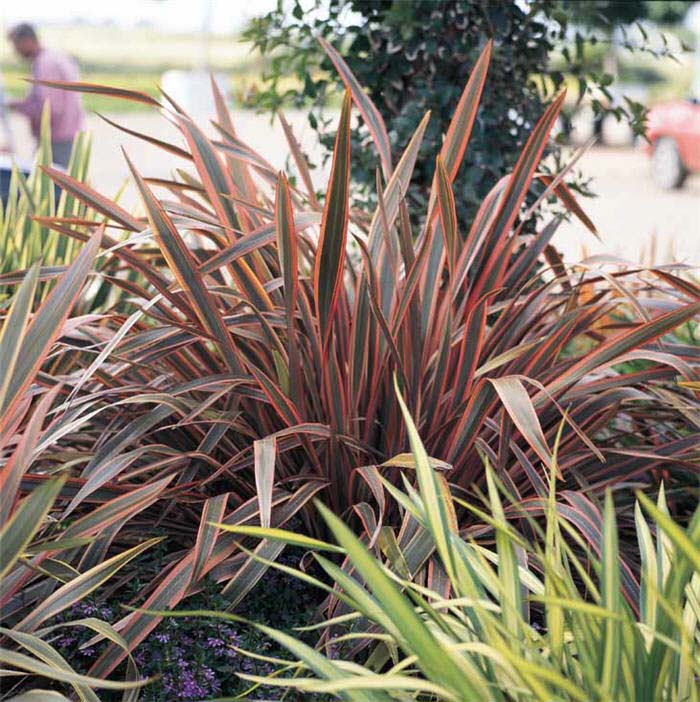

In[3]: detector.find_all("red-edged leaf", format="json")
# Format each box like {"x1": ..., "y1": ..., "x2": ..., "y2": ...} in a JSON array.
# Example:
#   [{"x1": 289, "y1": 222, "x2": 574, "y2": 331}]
[
  {"x1": 63, "y1": 476, "x2": 174, "y2": 539},
  {"x1": 192, "y1": 494, "x2": 228, "y2": 583},
  {"x1": 435, "y1": 156, "x2": 458, "y2": 277},
  {"x1": 439, "y1": 40, "x2": 492, "y2": 182},
  {"x1": 319, "y1": 36, "x2": 392, "y2": 179},
  {"x1": 89, "y1": 554, "x2": 195, "y2": 678},
  {"x1": 278, "y1": 112, "x2": 321, "y2": 209},
  {"x1": 491, "y1": 376, "x2": 552, "y2": 467},
  {"x1": 547, "y1": 302, "x2": 700, "y2": 397},
  {"x1": 275, "y1": 171, "x2": 302, "y2": 404},
  {"x1": 540, "y1": 174, "x2": 597, "y2": 237},
  {"x1": 40, "y1": 166, "x2": 143, "y2": 231},
  {"x1": 125, "y1": 154, "x2": 244, "y2": 374},
  {"x1": 211, "y1": 75, "x2": 259, "y2": 206},
  {"x1": 98, "y1": 113, "x2": 192, "y2": 160},
  {"x1": 313, "y1": 91, "x2": 352, "y2": 349},
  {"x1": 200, "y1": 212, "x2": 321, "y2": 276},
  {"x1": 0, "y1": 386, "x2": 60, "y2": 524},
  {"x1": 471, "y1": 91, "x2": 567, "y2": 300},
  {"x1": 30, "y1": 79, "x2": 161, "y2": 106}
]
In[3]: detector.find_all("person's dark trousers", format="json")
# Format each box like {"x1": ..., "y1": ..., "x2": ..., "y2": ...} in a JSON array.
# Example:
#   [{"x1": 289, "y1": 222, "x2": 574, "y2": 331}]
[{"x1": 52, "y1": 139, "x2": 74, "y2": 169}]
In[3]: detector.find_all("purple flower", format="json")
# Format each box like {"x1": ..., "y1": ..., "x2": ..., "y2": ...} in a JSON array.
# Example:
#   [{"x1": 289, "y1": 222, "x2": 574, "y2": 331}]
[{"x1": 180, "y1": 669, "x2": 206, "y2": 700}]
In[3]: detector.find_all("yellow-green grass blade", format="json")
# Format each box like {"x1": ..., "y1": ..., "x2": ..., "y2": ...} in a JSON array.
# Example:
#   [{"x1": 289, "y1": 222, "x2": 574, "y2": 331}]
[
  {"x1": 214, "y1": 524, "x2": 344, "y2": 553},
  {"x1": 1, "y1": 230, "x2": 101, "y2": 419},
  {"x1": 303, "y1": 674, "x2": 457, "y2": 699},
  {"x1": 485, "y1": 467, "x2": 524, "y2": 639},
  {"x1": 313, "y1": 553, "x2": 398, "y2": 636},
  {"x1": 0, "y1": 261, "x2": 40, "y2": 413},
  {"x1": 393, "y1": 376, "x2": 462, "y2": 588},
  {"x1": 16, "y1": 538, "x2": 162, "y2": 632},
  {"x1": 6, "y1": 691, "x2": 73, "y2": 702},
  {"x1": 599, "y1": 491, "x2": 623, "y2": 698},
  {"x1": 638, "y1": 493, "x2": 700, "y2": 698},
  {"x1": 0, "y1": 477, "x2": 66, "y2": 580},
  {"x1": 2, "y1": 627, "x2": 98, "y2": 702},
  {"x1": 635, "y1": 500, "x2": 658, "y2": 634},
  {"x1": 317, "y1": 501, "x2": 492, "y2": 700},
  {"x1": 637, "y1": 493, "x2": 700, "y2": 572},
  {"x1": 0, "y1": 643, "x2": 146, "y2": 690}
]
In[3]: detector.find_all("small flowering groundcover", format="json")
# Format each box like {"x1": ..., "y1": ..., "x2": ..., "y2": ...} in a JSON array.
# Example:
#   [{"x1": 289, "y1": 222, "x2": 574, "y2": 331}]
[
  {"x1": 48, "y1": 552, "x2": 321, "y2": 701},
  {"x1": 54, "y1": 602, "x2": 274, "y2": 700}
]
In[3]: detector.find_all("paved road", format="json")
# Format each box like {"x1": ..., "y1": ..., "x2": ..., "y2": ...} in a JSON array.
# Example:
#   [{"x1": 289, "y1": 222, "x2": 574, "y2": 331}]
[
  {"x1": 553, "y1": 146, "x2": 700, "y2": 267},
  {"x1": 8, "y1": 112, "x2": 700, "y2": 267}
]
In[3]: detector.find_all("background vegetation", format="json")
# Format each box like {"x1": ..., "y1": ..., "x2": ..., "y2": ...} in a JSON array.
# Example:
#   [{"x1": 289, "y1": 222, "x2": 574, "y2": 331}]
[{"x1": 243, "y1": 0, "x2": 693, "y2": 227}]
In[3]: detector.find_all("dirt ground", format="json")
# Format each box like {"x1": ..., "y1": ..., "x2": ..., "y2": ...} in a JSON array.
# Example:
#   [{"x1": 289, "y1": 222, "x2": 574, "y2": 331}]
[{"x1": 8, "y1": 111, "x2": 700, "y2": 268}]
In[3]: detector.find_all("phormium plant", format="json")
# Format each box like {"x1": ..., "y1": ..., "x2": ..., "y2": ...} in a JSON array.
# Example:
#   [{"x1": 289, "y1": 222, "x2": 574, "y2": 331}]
[{"x1": 1, "y1": 37, "x2": 698, "y2": 687}]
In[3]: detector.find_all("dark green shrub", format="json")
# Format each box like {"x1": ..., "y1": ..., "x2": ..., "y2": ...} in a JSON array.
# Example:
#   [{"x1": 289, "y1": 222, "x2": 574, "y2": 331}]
[
  {"x1": 244, "y1": 0, "x2": 674, "y2": 227},
  {"x1": 246, "y1": 0, "x2": 562, "y2": 226}
]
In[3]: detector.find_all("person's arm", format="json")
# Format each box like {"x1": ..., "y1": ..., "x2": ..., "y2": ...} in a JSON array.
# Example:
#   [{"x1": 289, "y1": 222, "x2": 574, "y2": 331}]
[
  {"x1": 9, "y1": 84, "x2": 47, "y2": 118},
  {"x1": 8, "y1": 55, "x2": 52, "y2": 123}
]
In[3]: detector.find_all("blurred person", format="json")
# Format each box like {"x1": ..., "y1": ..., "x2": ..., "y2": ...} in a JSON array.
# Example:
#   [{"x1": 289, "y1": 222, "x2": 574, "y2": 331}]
[{"x1": 7, "y1": 23, "x2": 84, "y2": 168}]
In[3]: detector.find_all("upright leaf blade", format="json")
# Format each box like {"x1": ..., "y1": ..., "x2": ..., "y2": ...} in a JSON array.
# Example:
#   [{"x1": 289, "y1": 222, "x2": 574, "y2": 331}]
[
  {"x1": 255, "y1": 436, "x2": 277, "y2": 529},
  {"x1": 0, "y1": 261, "x2": 40, "y2": 414},
  {"x1": 313, "y1": 91, "x2": 352, "y2": 349},
  {"x1": 439, "y1": 40, "x2": 492, "y2": 183},
  {"x1": 319, "y1": 37, "x2": 393, "y2": 179},
  {"x1": 125, "y1": 155, "x2": 243, "y2": 374},
  {"x1": 1, "y1": 231, "x2": 101, "y2": 419},
  {"x1": 275, "y1": 171, "x2": 302, "y2": 403},
  {"x1": 435, "y1": 156, "x2": 458, "y2": 277}
]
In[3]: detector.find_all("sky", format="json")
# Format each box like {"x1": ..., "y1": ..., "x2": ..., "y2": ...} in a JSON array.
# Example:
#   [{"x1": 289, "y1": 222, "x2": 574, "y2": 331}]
[{"x1": 0, "y1": 0, "x2": 281, "y2": 34}]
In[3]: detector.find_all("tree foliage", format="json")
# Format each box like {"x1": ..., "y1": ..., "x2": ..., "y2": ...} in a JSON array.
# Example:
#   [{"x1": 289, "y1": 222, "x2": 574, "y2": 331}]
[{"x1": 243, "y1": 0, "x2": 674, "y2": 229}]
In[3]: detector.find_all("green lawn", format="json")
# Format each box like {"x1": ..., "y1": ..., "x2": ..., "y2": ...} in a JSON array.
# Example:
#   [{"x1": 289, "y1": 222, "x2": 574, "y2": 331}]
[{"x1": 1, "y1": 24, "x2": 268, "y2": 112}]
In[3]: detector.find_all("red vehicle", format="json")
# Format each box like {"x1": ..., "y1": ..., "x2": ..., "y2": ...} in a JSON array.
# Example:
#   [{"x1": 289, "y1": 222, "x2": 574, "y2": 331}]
[{"x1": 646, "y1": 98, "x2": 700, "y2": 189}]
